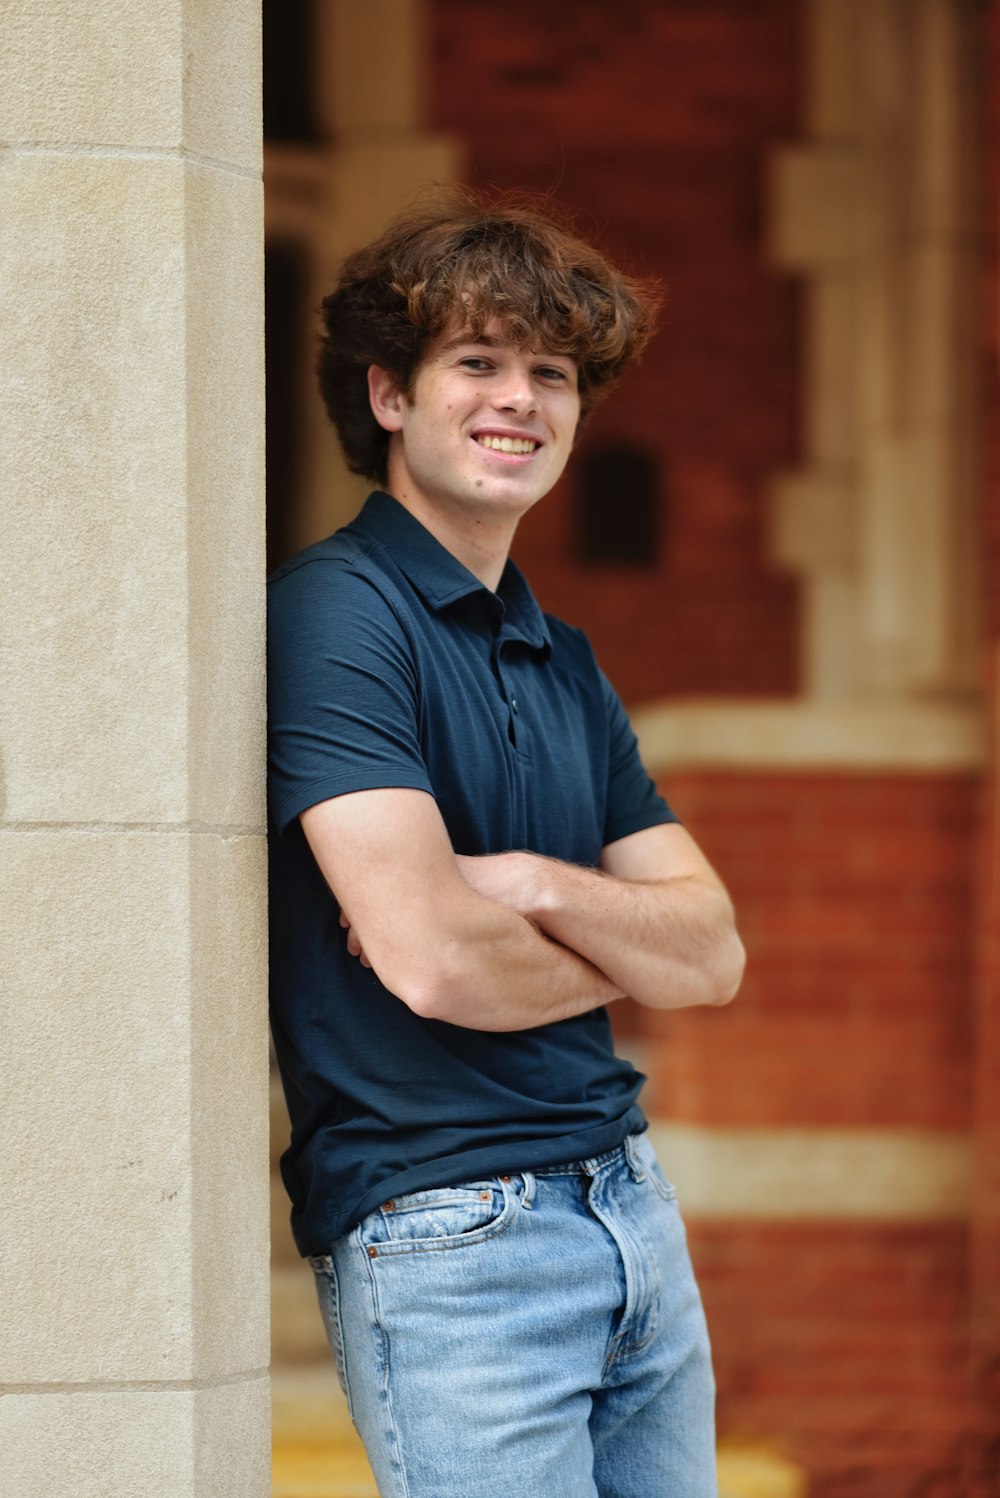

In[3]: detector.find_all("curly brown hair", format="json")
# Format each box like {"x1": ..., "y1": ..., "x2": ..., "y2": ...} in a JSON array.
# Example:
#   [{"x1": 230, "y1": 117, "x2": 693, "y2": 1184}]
[{"x1": 316, "y1": 191, "x2": 660, "y2": 486}]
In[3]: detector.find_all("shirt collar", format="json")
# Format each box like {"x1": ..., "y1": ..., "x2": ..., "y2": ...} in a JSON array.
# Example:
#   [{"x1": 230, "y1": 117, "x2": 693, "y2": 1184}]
[{"x1": 351, "y1": 491, "x2": 552, "y2": 653}]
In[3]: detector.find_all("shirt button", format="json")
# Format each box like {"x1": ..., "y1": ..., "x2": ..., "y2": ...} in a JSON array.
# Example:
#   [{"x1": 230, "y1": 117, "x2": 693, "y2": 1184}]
[{"x1": 511, "y1": 697, "x2": 518, "y2": 714}]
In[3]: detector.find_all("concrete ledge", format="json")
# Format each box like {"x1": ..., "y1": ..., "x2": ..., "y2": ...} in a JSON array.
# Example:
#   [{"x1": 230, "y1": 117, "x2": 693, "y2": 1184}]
[
  {"x1": 631, "y1": 697, "x2": 985, "y2": 773},
  {"x1": 648, "y1": 1123, "x2": 972, "y2": 1221}
]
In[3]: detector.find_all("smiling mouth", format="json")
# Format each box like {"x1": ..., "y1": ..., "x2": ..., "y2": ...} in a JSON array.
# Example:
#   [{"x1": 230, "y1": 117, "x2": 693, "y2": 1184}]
[{"x1": 475, "y1": 434, "x2": 540, "y2": 454}]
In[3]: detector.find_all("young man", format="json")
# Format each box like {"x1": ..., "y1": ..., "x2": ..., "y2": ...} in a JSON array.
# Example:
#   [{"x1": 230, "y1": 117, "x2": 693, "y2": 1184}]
[{"x1": 267, "y1": 197, "x2": 745, "y2": 1498}]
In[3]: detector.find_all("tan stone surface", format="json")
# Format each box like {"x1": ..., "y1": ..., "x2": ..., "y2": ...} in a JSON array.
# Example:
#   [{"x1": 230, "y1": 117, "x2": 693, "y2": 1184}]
[
  {"x1": 321, "y1": 0, "x2": 425, "y2": 136},
  {"x1": 768, "y1": 146, "x2": 863, "y2": 267},
  {"x1": 648, "y1": 1123, "x2": 972, "y2": 1221},
  {"x1": 184, "y1": 164, "x2": 266, "y2": 826},
  {"x1": 326, "y1": 138, "x2": 463, "y2": 285},
  {"x1": 0, "y1": 0, "x2": 259, "y2": 171},
  {"x1": 0, "y1": 1378, "x2": 270, "y2": 1498},
  {"x1": 1, "y1": 152, "x2": 263, "y2": 826},
  {"x1": 807, "y1": 0, "x2": 860, "y2": 140},
  {"x1": 180, "y1": 0, "x2": 262, "y2": 172},
  {"x1": 804, "y1": 278, "x2": 858, "y2": 466},
  {"x1": 631, "y1": 696, "x2": 985, "y2": 772},
  {"x1": 189, "y1": 833, "x2": 270, "y2": 1377},
  {"x1": 770, "y1": 471, "x2": 856, "y2": 570},
  {"x1": 718, "y1": 1444, "x2": 808, "y2": 1498},
  {"x1": 1, "y1": 829, "x2": 268, "y2": 1382},
  {"x1": 765, "y1": 0, "x2": 980, "y2": 711}
]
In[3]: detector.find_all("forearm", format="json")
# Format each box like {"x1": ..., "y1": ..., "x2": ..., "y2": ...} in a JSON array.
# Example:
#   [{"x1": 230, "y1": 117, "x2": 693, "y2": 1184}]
[
  {"x1": 457, "y1": 852, "x2": 744, "y2": 1009},
  {"x1": 396, "y1": 894, "x2": 624, "y2": 1031}
]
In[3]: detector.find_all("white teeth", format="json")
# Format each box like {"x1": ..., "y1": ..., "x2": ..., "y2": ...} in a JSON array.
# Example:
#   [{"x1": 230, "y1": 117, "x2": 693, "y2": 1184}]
[{"x1": 477, "y1": 435, "x2": 537, "y2": 453}]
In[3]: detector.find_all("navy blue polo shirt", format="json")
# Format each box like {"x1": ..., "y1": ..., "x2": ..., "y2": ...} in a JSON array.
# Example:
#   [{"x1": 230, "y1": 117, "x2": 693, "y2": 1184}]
[{"x1": 267, "y1": 491, "x2": 678, "y2": 1254}]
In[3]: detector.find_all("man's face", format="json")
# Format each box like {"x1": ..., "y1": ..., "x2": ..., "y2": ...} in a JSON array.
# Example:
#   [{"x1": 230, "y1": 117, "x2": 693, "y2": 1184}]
[{"x1": 371, "y1": 318, "x2": 581, "y2": 527}]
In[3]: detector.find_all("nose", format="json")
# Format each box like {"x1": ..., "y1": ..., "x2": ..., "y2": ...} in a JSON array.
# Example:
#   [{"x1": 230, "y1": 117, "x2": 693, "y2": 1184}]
[{"x1": 491, "y1": 361, "x2": 537, "y2": 414}]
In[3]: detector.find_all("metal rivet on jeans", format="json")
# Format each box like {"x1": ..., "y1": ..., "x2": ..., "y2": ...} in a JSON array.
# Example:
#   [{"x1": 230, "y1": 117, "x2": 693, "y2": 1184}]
[{"x1": 367, "y1": 1246, "x2": 378, "y2": 1258}]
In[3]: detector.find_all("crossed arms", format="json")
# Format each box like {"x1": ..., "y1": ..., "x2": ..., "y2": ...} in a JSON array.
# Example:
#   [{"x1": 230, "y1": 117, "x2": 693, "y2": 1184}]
[{"x1": 300, "y1": 787, "x2": 745, "y2": 1033}]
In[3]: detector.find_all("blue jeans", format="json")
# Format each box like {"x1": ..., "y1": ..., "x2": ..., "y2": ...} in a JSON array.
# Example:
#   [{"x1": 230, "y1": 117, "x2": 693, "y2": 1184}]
[{"x1": 309, "y1": 1134, "x2": 716, "y2": 1497}]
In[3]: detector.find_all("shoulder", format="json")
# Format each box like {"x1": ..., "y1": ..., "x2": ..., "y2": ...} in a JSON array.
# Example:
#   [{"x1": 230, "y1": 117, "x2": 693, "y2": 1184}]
[
  {"x1": 542, "y1": 612, "x2": 620, "y2": 703},
  {"x1": 268, "y1": 533, "x2": 409, "y2": 640}
]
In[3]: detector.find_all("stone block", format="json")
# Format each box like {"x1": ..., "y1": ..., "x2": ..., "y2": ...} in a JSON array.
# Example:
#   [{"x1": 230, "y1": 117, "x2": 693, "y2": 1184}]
[
  {"x1": 184, "y1": 164, "x2": 266, "y2": 827},
  {"x1": 630, "y1": 697, "x2": 985, "y2": 774},
  {"x1": 767, "y1": 146, "x2": 864, "y2": 268},
  {"x1": 0, "y1": 0, "x2": 260, "y2": 171},
  {"x1": 910, "y1": 0, "x2": 979, "y2": 239},
  {"x1": 806, "y1": 0, "x2": 862, "y2": 141},
  {"x1": 768, "y1": 469, "x2": 857, "y2": 571},
  {"x1": 648, "y1": 1123, "x2": 972, "y2": 1220},
  {"x1": 0, "y1": 829, "x2": 268, "y2": 1382},
  {"x1": 180, "y1": 0, "x2": 262, "y2": 173},
  {"x1": 189, "y1": 832, "x2": 270, "y2": 1377},
  {"x1": 322, "y1": 0, "x2": 424, "y2": 136},
  {"x1": 906, "y1": 244, "x2": 976, "y2": 430},
  {"x1": 327, "y1": 137, "x2": 464, "y2": 265},
  {"x1": 0, "y1": 1378, "x2": 270, "y2": 1498},
  {"x1": 0, "y1": 152, "x2": 264, "y2": 826},
  {"x1": 804, "y1": 277, "x2": 859, "y2": 467}
]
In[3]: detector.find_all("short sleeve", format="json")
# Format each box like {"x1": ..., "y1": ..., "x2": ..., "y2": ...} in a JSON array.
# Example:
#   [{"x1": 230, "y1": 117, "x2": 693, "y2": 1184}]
[
  {"x1": 267, "y1": 559, "x2": 433, "y2": 839},
  {"x1": 600, "y1": 671, "x2": 679, "y2": 848}
]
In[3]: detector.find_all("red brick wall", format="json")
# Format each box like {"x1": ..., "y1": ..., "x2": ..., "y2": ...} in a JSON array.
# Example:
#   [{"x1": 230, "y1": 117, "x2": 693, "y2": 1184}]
[
  {"x1": 644, "y1": 772, "x2": 979, "y2": 1493},
  {"x1": 647, "y1": 772, "x2": 977, "y2": 1131},
  {"x1": 694, "y1": 1221, "x2": 973, "y2": 1498},
  {"x1": 430, "y1": 0, "x2": 802, "y2": 702}
]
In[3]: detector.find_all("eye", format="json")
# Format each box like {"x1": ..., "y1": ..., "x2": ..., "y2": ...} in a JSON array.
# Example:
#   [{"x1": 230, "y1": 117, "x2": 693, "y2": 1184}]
[
  {"x1": 458, "y1": 356, "x2": 493, "y2": 372},
  {"x1": 535, "y1": 364, "x2": 573, "y2": 384}
]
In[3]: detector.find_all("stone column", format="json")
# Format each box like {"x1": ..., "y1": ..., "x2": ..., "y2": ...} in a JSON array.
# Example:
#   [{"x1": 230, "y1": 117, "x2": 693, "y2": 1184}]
[
  {"x1": 0, "y1": 5, "x2": 269, "y2": 1497},
  {"x1": 767, "y1": 0, "x2": 980, "y2": 702}
]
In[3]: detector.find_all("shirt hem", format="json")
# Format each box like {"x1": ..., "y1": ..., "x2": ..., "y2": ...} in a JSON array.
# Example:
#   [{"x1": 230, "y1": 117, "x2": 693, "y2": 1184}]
[{"x1": 291, "y1": 1108, "x2": 648, "y2": 1255}]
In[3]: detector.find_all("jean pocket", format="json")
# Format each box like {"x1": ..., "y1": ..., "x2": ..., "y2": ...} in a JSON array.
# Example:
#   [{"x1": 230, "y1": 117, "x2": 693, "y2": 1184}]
[
  {"x1": 631, "y1": 1134, "x2": 677, "y2": 1203},
  {"x1": 357, "y1": 1178, "x2": 516, "y2": 1256}
]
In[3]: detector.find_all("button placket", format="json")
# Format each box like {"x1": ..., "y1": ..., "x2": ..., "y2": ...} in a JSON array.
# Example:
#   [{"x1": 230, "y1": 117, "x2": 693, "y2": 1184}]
[{"x1": 492, "y1": 639, "x2": 520, "y2": 750}]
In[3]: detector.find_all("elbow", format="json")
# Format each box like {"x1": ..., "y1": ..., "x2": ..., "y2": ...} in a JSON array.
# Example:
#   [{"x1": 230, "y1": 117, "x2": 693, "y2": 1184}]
[
  {"x1": 388, "y1": 949, "x2": 470, "y2": 1025},
  {"x1": 696, "y1": 892, "x2": 745, "y2": 1007},
  {"x1": 705, "y1": 928, "x2": 746, "y2": 1007},
  {"x1": 636, "y1": 925, "x2": 746, "y2": 1011}
]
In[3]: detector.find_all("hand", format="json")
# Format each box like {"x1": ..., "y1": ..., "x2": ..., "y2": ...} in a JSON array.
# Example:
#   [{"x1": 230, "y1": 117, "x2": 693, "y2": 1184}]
[{"x1": 339, "y1": 908, "x2": 372, "y2": 967}]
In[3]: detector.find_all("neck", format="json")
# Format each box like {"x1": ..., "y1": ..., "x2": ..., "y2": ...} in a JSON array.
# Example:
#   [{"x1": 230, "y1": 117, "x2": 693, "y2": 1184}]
[{"x1": 387, "y1": 485, "x2": 517, "y2": 592}]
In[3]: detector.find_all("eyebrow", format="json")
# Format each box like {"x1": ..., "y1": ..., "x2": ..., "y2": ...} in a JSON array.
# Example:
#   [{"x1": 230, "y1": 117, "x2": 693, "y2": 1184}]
[
  {"x1": 438, "y1": 333, "x2": 511, "y2": 355},
  {"x1": 438, "y1": 332, "x2": 572, "y2": 361}
]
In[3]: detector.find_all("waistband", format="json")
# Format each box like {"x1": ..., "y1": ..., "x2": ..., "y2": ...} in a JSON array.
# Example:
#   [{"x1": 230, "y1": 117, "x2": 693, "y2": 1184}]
[{"x1": 531, "y1": 1133, "x2": 644, "y2": 1180}]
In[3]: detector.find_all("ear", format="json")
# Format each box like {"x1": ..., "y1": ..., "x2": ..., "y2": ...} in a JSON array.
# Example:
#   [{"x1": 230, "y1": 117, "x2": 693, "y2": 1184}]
[{"x1": 368, "y1": 365, "x2": 407, "y2": 433}]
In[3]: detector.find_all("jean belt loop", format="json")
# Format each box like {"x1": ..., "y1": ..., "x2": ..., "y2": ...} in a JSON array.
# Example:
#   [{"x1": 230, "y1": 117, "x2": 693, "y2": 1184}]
[
  {"x1": 623, "y1": 1134, "x2": 644, "y2": 1183},
  {"x1": 519, "y1": 1170, "x2": 536, "y2": 1210}
]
